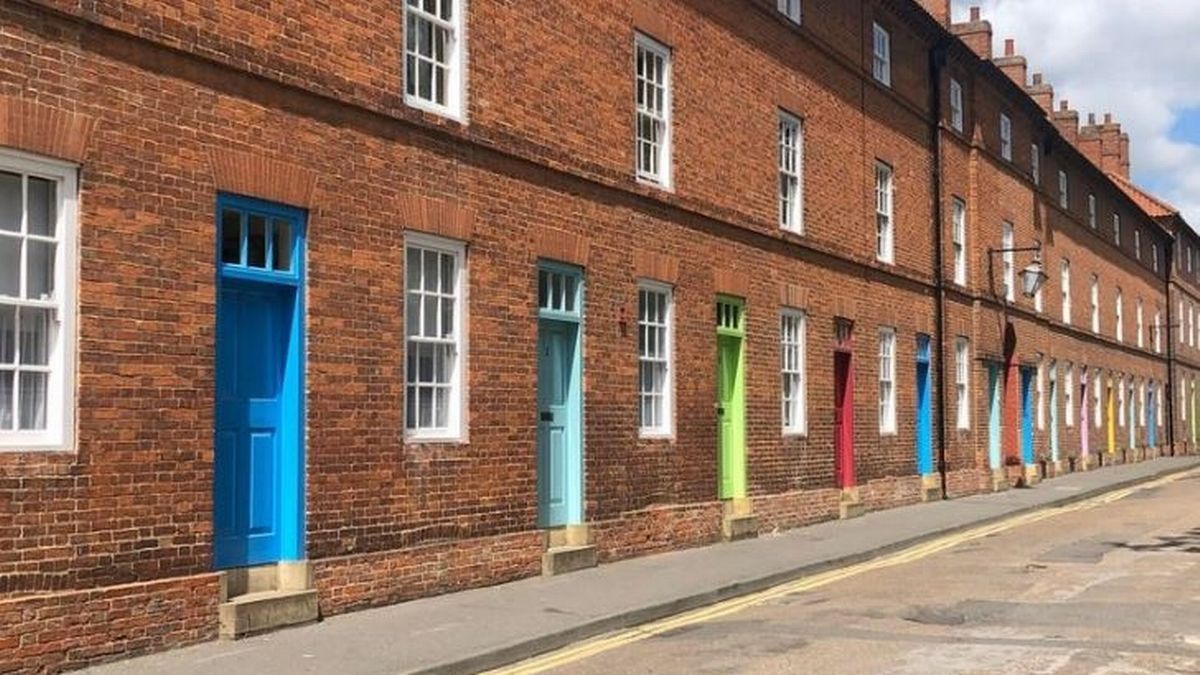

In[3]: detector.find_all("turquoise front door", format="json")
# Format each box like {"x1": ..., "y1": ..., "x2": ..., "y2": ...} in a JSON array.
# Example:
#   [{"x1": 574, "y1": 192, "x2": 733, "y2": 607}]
[
  {"x1": 536, "y1": 263, "x2": 583, "y2": 528},
  {"x1": 213, "y1": 195, "x2": 305, "y2": 569},
  {"x1": 915, "y1": 336, "x2": 933, "y2": 476}
]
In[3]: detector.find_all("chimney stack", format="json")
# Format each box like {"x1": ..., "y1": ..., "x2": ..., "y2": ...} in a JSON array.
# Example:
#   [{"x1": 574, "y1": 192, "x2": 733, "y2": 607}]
[
  {"x1": 917, "y1": 0, "x2": 951, "y2": 26},
  {"x1": 1079, "y1": 113, "x2": 1131, "y2": 179},
  {"x1": 1052, "y1": 100, "x2": 1079, "y2": 145},
  {"x1": 993, "y1": 38, "x2": 1028, "y2": 87},
  {"x1": 951, "y1": 6, "x2": 992, "y2": 60},
  {"x1": 1025, "y1": 73, "x2": 1054, "y2": 113}
]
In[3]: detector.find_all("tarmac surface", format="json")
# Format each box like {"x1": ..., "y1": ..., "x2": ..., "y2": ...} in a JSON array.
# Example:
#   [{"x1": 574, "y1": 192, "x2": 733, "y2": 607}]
[{"x1": 85, "y1": 457, "x2": 1200, "y2": 675}]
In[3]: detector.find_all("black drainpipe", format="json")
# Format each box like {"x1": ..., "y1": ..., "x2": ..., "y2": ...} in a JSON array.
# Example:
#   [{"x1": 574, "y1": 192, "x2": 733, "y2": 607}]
[
  {"x1": 1165, "y1": 233, "x2": 1177, "y2": 453},
  {"x1": 930, "y1": 38, "x2": 950, "y2": 498}
]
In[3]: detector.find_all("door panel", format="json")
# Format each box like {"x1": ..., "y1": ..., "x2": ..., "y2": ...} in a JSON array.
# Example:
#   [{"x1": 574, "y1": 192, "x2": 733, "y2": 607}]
[
  {"x1": 916, "y1": 362, "x2": 932, "y2": 475},
  {"x1": 214, "y1": 283, "x2": 293, "y2": 568},
  {"x1": 834, "y1": 352, "x2": 855, "y2": 489},
  {"x1": 1020, "y1": 368, "x2": 1034, "y2": 465},
  {"x1": 717, "y1": 335, "x2": 746, "y2": 499},
  {"x1": 537, "y1": 320, "x2": 579, "y2": 527},
  {"x1": 988, "y1": 365, "x2": 1002, "y2": 470}
]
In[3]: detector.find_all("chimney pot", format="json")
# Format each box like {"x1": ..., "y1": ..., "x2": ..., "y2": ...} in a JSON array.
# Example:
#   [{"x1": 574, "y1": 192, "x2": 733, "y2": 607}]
[
  {"x1": 1104, "y1": 113, "x2": 1113, "y2": 124},
  {"x1": 1060, "y1": 100, "x2": 1069, "y2": 112},
  {"x1": 970, "y1": 6, "x2": 981, "y2": 21},
  {"x1": 1088, "y1": 113, "x2": 1096, "y2": 125},
  {"x1": 1032, "y1": 73, "x2": 1043, "y2": 85},
  {"x1": 1004, "y1": 39, "x2": 1015, "y2": 56}
]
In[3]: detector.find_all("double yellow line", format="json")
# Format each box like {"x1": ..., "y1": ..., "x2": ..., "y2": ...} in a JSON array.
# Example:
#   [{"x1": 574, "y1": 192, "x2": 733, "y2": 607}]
[{"x1": 485, "y1": 470, "x2": 1192, "y2": 675}]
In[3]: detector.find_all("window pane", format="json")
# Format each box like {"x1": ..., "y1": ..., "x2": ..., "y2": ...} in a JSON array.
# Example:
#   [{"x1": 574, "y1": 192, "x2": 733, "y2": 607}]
[
  {"x1": 0, "y1": 172, "x2": 19, "y2": 232},
  {"x1": 418, "y1": 386, "x2": 433, "y2": 427},
  {"x1": 418, "y1": 343, "x2": 434, "y2": 382},
  {"x1": 26, "y1": 240, "x2": 55, "y2": 300},
  {"x1": 406, "y1": 293, "x2": 420, "y2": 337},
  {"x1": 19, "y1": 307, "x2": 51, "y2": 365},
  {"x1": 272, "y1": 219, "x2": 293, "y2": 271},
  {"x1": 424, "y1": 250, "x2": 440, "y2": 292},
  {"x1": 439, "y1": 297, "x2": 454, "y2": 338},
  {"x1": 434, "y1": 386, "x2": 449, "y2": 427},
  {"x1": 27, "y1": 177, "x2": 55, "y2": 237},
  {"x1": 18, "y1": 370, "x2": 47, "y2": 430},
  {"x1": 440, "y1": 252, "x2": 454, "y2": 294},
  {"x1": 0, "y1": 305, "x2": 13, "y2": 363},
  {"x1": 221, "y1": 209, "x2": 242, "y2": 264},
  {"x1": 247, "y1": 214, "x2": 267, "y2": 268},
  {"x1": 0, "y1": 371, "x2": 11, "y2": 430},
  {"x1": 423, "y1": 295, "x2": 438, "y2": 337},
  {"x1": 0, "y1": 236, "x2": 18, "y2": 297},
  {"x1": 538, "y1": 269, "x2": 548, "y2": 308}
]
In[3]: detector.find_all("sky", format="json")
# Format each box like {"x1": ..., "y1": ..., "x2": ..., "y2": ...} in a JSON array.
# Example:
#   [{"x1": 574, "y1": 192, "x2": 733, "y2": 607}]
[{"x1": 949, "y1": 0, "x2": 1200, "y2": 227}]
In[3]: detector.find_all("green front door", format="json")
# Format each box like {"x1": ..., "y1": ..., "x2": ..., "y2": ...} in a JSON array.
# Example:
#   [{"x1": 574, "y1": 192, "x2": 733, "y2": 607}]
[{"x1": 716, "y1": 298, "x2": 746, "y2": 500}]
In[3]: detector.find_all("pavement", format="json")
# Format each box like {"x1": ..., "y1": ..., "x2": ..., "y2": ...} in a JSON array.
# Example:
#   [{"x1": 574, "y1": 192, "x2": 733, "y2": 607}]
[
  {"x1": 545, "y1": 460, "x2": 1200, "y2": 674},
  {"x1": 88, "y1": 456, "x2": 1200, "y2": 675}
]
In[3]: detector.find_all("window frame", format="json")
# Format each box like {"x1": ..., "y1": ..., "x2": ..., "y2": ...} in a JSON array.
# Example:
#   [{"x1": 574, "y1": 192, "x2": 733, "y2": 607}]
[
  {"x1": 1112, "y1": 213, "x2": 1121, "y2": 246},
  {"x1": 1134, "y1": 229, "x2": 1141, "y2": 260},
  {"x1": 1030, "y1": 142, "x2": 1040, "y2": 185},
  {"x1": 999, "y1": 113, "x2": 1013, "y2": 161},
  {"x1": 1060, "y1": 258, "x2": 1071, "y2": 324},
  {"x1": 638, "y1": 281, "x2": 674, "y2": 438},
  {"x1": 1090, "y1": 275, "x2": 1100, "y2": 334},
  {"x1": 0, "y1": 150, "x2": 78, "y2": 451},
  {"x1": 778, "y1": 111, "x2": 804, "y2": 234},
  {"x1": 872, "y1": 23, "x2": 891, "y2": 87},
  {"x1": 780, "y1": 309, "x2": 807, "y2": 436},
  {"x1": 1115, "y1": 287, "x2": 1123, "y2": 343},
  {"x1": 1001, "y1": 222, "x2": 1014, "y2": 302},
  {"x1": 634, "y1": 33, "x2": 673, "y2": 189},
  {"x1": 952, "y1": 197, "x2": 967, "y2": 286},
  {"x1": 949, "y1": 78, "x2": 964, "y2": 132},
  {"x1": 402, "y1": 0, "x2": 469, "y2": 122},
  {"x1": 777, "y1": 0, "x2": 801, "y2": 23},
  {"x1": 955, "y1": 337, "x2": 970, "y2": 430},
  {"x1": 875, "y1": 160, "x2": 894, "y2": 264},
  {"x1": 1087, "y1": 192, "x2": 1096, "y2": 227},
  {"x1": 878, "y1": 327, "x2": 897, "y2": 435},
  {"x1": 1136, "y1": 299, "x2": 1144, "y2": 349},
  {"x1": 403, "y1": 232, "x2": 468, "y2": 442},
  {"x1": 1059, "y1": 171, "x2": 1069, "y2": 210}
]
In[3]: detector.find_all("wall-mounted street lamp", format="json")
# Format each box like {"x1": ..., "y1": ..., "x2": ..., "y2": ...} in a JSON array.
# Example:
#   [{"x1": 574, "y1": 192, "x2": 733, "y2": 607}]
[{"x1": 988, "y1": 244, "x2": 1048, "y2": 301}]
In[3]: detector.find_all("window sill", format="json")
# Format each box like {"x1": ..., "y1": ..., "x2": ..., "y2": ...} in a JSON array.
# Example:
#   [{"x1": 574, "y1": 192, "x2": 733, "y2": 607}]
[
  {"x1": 636, "y1": 174, "x2": 674, "y2": 193},
  {"x1": 782, "y1": 430, "x2": 808, "y2": 439},
  {"x1": 404, "y1": 432, "x2": 468, "y2": 446},
  {"x1": 638, "y1": 431, "x2": 674, "y2": 441},
  {"x1": 403, "y1": 96, "x2": 467, "y2": 126}
]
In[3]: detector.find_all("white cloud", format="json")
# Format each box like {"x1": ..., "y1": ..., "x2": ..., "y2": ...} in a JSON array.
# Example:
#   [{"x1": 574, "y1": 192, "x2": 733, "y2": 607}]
[{"x1": 951, "y1": 0, "x2": 1200, "y2": 226}]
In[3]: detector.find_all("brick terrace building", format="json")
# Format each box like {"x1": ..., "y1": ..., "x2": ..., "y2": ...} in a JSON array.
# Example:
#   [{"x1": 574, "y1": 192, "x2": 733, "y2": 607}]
[{"x1": 0, "y1": 0, "x2": 1193, "y2": 670}]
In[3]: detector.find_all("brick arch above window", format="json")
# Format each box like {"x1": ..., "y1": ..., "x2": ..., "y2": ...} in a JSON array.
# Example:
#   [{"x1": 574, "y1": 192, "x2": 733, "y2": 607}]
[{"x1": 0, "y1": 97, "x2": 96, "y2": 164}]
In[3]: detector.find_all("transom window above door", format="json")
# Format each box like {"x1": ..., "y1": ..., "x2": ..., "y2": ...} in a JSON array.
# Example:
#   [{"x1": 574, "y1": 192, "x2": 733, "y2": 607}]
[
  {"x1": 538, "y1": 265, "x2": 582, "y2": 319},
  {"x1": 219, "y1": 198, "x2": 300, "y2": 280}
]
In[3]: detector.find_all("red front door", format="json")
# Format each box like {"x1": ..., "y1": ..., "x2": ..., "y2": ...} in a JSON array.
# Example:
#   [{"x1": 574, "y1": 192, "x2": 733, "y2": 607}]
[{"x1": 834, "y1": 351, "x2": 855, "y2": 488}]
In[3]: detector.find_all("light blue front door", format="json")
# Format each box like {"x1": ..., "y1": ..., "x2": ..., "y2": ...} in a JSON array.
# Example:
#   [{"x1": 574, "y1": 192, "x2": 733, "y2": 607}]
[
  {"x1": 988, "y1": 364, "x2": 1002, "y2": 470},
  {"x1": 536, "y1": 264, "x2": 583, "y2": 528},
  {"x1": 214, "y1": 195, "x2": 305, "y2": 569},
  {"x1": 1148, "y1": 385, "x2": 1158, "y2": 447},
  {"x1": 915, "y1": 336, "x2": 933, "y2": 476}
]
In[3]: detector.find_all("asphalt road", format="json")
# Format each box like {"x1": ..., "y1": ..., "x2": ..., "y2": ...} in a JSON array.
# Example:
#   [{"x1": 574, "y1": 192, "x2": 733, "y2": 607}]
[{"x1": 530, "y1": 473, "x2": 1200, "y2": 675}]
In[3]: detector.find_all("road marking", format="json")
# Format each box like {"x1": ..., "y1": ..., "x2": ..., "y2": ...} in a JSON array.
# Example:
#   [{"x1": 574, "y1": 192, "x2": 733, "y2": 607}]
[{"x1": 484, "y1": 469, "x2": 1196, "y2": 675}]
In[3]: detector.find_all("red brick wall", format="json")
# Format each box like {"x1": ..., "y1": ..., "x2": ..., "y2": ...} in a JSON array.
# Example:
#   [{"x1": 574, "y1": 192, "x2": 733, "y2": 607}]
[{"x1": 0, "y1": 0, "x2": 1181, "y2": 670}]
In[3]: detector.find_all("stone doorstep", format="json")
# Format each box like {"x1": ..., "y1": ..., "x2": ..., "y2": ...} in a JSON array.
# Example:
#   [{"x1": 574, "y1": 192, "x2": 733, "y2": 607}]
[
  {"x1": 838, "y1": 487, "x2": 866, "y2": 520},
  {"x1": 1023, "y1": 463, "x2": 1041, "y2": 486},
  {"x1": 990, "y1": 468, "x2": 1008, "y2": 492},
  {"x1": 218, "y1": 561, "x2": 319, "y2": 639},
  {"x1": 542, "y1": 524, "x2": 598, "y2": 576},
  {"x1": 920, "y1": 473, "x2": 942, "y2": 502},
  {"x1": 218, "y1": 588, "x2": 319, "y2": 639},
  {"x1": 720, "y1": 497, "x2": 759, "y2": 541}
]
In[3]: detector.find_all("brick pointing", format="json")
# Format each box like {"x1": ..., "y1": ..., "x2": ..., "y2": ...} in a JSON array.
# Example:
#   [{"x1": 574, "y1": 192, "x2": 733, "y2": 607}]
[{"x1": 209, "y1": 148, "x2": 318, "y2": 208}]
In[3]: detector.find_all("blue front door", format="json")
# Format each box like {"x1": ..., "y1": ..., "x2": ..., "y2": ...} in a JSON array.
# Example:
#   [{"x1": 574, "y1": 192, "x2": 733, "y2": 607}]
[
  {"x1": 1020, "y1": 367, "x2": 1034, "y2": 465},
  {"x1": 214, "y1": 195, "x2": 305, "y2": 569},
  {"x1": 536, "y1": 264, "x2": 583, "y2": 528},
  {"x1": 915, "y1": 336, "x2": 933, "y2": 475}
]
